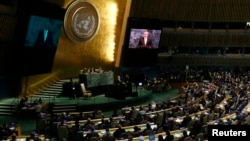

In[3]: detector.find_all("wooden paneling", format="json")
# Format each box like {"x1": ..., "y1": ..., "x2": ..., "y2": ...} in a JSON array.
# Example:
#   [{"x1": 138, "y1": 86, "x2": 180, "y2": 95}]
[
  {"x1": 0, "y1": 14, "x2": 16, "y2": 42},
  {"x1": 161, "y1": 28, "x2": 250, "y2": 47},
  {"x1": 157, "y1": 55, "x2": 250, "y2": 66},
  {"x1": 130, "y1": 0, "x2": 250, "y2": 22}
]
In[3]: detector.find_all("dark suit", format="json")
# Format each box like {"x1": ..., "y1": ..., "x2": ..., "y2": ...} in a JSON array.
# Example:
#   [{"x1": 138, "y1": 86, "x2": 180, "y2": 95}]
[
  {"x1": 115, "y1": 79, "x2": 123, "y2": 86},
  {"x1": 85, "y1": 130, "x2": 99, "y2": 141},
  {"x1": 34, "y1": 29, "x2": 54, "y2": 47},
  {"x1": 102, "y1": 132, "x2": 115, "y2": 141},
  {"x1": 25, "y1": 133, "x2": 41, "y2": 141},
  {"x1": 113, "y1": 127, "x2": 126, "y2": 139},
  {"x1": 137, "y1": 37, "x2": 153, "y2": 48}
]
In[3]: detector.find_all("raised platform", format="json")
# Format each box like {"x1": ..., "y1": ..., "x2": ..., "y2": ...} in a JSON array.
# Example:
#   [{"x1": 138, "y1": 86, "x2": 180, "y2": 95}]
[
  {"x1": 52, "y1": 87, "x2": 153, "y2": 112},
  {"x1": 0, "y1": 87, "x2": 179, "y2": 116}
]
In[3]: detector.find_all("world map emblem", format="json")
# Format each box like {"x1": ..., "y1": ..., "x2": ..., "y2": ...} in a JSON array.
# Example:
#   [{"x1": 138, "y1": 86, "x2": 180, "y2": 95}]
[{"x1": 64, "y1": 0, "x2": 100, "y2": 43}]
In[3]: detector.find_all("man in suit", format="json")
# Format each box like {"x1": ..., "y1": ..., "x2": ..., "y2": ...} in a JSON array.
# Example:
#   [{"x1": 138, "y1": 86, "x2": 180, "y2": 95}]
[
  {"x1": 25, "y1": 132, "x2": 41, "y2": 141},
  {"x1": 69, "y1": 77, "x2": 76, "y2": 99},
  {"x1": 113, "y1": 124, "x2": 126, "y2": 139},
  {"x1": 102, "y1": 128, "x2": 115, "y2": 141},
  {"x1": 137, "y1": 31, "x2": 153, "y2": 48},
  {"x1": 115, "y1": 75, "x2": 124, "y2": 86},
  {"x1": 84, "y1": 127, "x2": 99, "y2": 141},
  {"x1": 34, "y1": 25, "x2": 54, "y2": 47}
]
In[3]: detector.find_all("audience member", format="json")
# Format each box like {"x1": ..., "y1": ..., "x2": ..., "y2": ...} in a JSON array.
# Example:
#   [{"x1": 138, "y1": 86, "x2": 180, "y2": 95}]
[
  {"x1": 25, "y1": 132, "x2": 41, "y2": 141},
  {"x1": 113, "y1": 124, "x2": 126, "y2": 139},
  {"x1": 164, "y1": 130, "x2": 174, "y2": 141},
  {"x1": 178, "y1": 130, "x2": 188, "y2": 141},
  {"x1": 102, "y1": 128, "x2": 115, "y2": 141},
  {"x1": 84, "y1": 127, "x2": 99, "y2": 141},
  {"x1": 158, "y1": 134, "x2": 164, "y2": 141}
]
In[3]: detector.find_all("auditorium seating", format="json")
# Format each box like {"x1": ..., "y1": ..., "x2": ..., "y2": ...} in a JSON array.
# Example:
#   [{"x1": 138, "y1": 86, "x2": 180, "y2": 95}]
[{"x1": 5, "y1": 69, "x2": 250, "y2": 141}]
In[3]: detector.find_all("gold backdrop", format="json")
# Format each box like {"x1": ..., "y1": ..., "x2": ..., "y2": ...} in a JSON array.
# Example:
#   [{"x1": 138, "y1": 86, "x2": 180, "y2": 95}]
[
  {"x1": 21, "y1": 0, "x2": 130, "y2": 97},
  {"x1": 54, "y1": 0, "x2": 128, "y2": 76}
]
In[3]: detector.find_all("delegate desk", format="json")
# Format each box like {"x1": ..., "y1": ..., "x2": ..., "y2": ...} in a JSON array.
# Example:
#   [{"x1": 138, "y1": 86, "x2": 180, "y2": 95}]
[{"x1": 104, "y1": 83, "x2": 134, "y2": 100}]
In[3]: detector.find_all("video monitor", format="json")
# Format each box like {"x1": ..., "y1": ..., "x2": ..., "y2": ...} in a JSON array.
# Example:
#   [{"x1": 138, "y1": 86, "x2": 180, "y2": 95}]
[
  {"x1": 128, "y1": 28, "x2": 162, "y2": 49},
  {"x1": 120, "y1": 17, "x2": 163, "y2": 67},
  {"x1": 14, "y1": 0, "x2": 66, "y2": 75},
  {"x1": 24, "y1": 15, "x2": 64, "y2": 48}
]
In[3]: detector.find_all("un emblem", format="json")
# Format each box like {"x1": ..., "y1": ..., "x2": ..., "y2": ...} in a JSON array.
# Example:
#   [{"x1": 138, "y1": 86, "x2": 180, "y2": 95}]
[{"x1": 64, "y1": 0, "x2": 100, "y2": 43}]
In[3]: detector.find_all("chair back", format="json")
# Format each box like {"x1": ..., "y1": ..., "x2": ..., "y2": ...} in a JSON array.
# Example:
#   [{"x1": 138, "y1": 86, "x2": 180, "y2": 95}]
[
  {"x1": 49, "y1": 122, "x2": 58, "y2": 137},
  {"x1": 194, "y1": 133, "x2": 204, "y2": 141},
  {"x1": 80, "y1": 83, "x2": 92, "y2": 98},
  {"x1": 37, "y1": 119, "x2": 47, "y2": 134},
  {"x1": 144, "y1": 130, "x2": 152, "y2": 135},
  {"x1": 80, "y1": 83, "x2": 87, "y2": 93},
  {"x1": 130, "y1": 110, "x2": 139, "y2": 121},
  {"x1": 76, "y1": 131, "x2": 85, "y2": 141},
  {"x1": 183, "y1": 136, "x2": 192, "y2": 141},
  {"x1": 155, "y1": 113, "x2": 164, "y2": 125},
  {"x1": 57, "y1": 126, "x2": 69, "y2": 140},
  {"x1": 89, "y1": 136, "x2": 99, "y2": 141}
]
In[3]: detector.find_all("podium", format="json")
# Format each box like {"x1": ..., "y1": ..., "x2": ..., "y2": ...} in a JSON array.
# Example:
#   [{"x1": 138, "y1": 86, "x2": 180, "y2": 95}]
[{"x1": 105, "y1": 84, "x2": 133, "y2": 100}]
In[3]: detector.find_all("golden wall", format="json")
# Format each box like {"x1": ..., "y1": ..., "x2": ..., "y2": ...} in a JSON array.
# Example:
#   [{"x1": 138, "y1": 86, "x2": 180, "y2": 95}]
[
  {"x1": 52, "y1": 0, "x2": 128, "y2": 77},
  {"x1": 22, "y1": 0, "x2": 130, "y2": 96},
  {"x1": 2, "y1": 0, "x2": 250, "y2": 97}
]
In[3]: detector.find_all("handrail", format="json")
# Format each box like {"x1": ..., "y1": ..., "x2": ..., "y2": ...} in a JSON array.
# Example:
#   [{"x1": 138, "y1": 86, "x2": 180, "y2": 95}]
[{"x1": 27, "y1": 70, "x2": 61, "y2": 96}]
